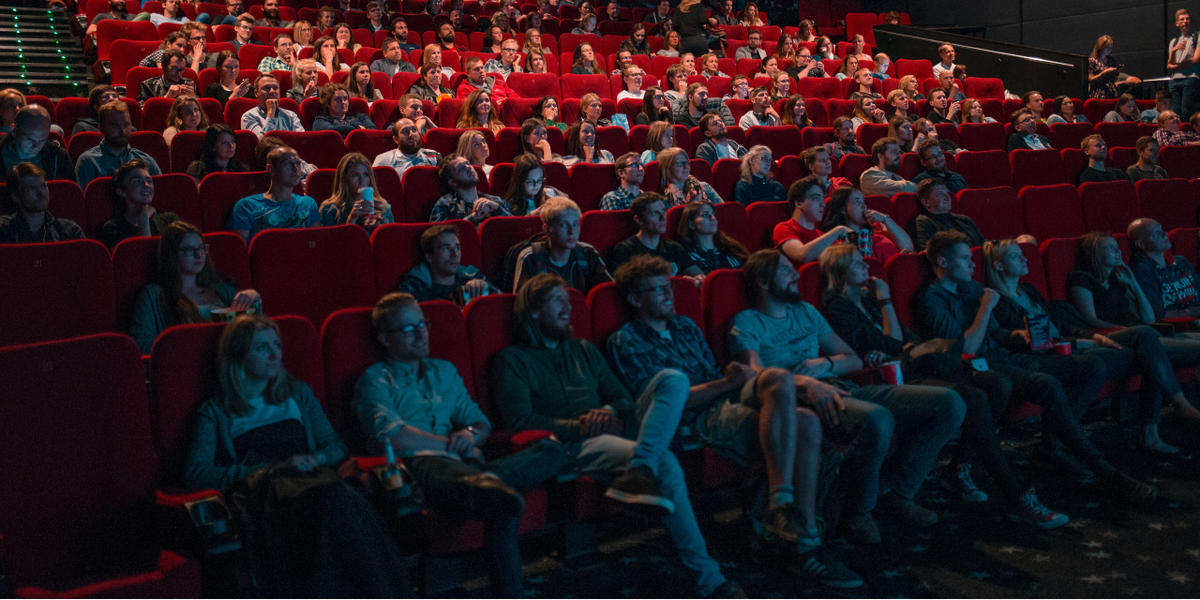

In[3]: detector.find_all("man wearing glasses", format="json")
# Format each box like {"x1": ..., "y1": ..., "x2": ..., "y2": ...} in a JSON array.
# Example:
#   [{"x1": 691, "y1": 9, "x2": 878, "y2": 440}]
[
  {"x1": 179, "y1": 22, "x2": 218, "y2": 72},
  {"x1": 201, "y1": 0, "x2": 249, "y2": 26},
  {"x1": 1152, "y1": 110, "x2": 1200, "y2": 147},
  {"x1": 600, "y1": 153, "x2": 645, "y2": 210},
  {"x1": 735, "y1": 29, "x2": 767, "y2": 60},
  {"x1": 483, "y1": 39, "x2": 522, "y2": 79},
  {"x1": 1006, "y1": 108, "x2": 1053, "y2": 151},
  {"x1": 230, "y1": 15, "x2": 260, "y2": 51},
  {"x1": 617, "y1": 67, "x2": 647, "y2": 101}
]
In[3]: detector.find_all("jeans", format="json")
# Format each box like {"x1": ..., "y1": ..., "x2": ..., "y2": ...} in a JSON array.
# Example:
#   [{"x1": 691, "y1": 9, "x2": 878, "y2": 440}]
[
  {"x1": 407, "y1": 440, "x2": 568, "y2": 598},
  {"x1": 1086, "y1": 325, "x2": 1184, "y2": 425},
  {"x1": 831, "y1": 384, "x2": 965, "y2": 514},
  {"x1": 572, "y1": 369, "x2": 726, "y2": 595},
  {"x1": 1170, "y1": 77, "x2": 1200, "y2": 125},
  {"x1": 928, "y1": 374, "x2": 1026, "y2": 502}
]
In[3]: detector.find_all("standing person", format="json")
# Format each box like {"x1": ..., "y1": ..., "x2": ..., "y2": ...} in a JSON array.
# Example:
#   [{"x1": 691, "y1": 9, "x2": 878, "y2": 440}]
[
  {"x1": 1169, "y1": 9, "x2": 1200, "y2": 120},
  {"x1": 672, "y1": 0, "x2": 710, "y2": 58}
]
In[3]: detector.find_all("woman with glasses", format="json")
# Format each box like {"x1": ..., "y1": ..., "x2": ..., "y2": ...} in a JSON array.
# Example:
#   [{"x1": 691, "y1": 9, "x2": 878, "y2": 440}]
[
  {"x1": 658, "y1": 147, "x2": 721, "y2": 206},
  {"x1": 637, "y1": 86, "x2": 673, "y2": 125},
  {"x1": 130, "y1": 221, "x2": 261, "y2": 353},
  {"x1": 100, "y1": 159, "x2": 180, "y2": 249},
  {"x1": 503, "y1": 153, "x2": 563, "y2": 215},
  {"x1": 732, "y1": 144, "x2": 783, "y2": 205}
]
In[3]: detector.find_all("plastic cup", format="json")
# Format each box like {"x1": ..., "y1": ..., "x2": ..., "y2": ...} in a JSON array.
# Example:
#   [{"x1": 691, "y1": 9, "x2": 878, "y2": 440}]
[
  {"x1": 1052, "y1": 342, "x2": 1072, "y2": 355},
  {"x1": 878, "y1": 360, "x2": 903, "y2": 385}
]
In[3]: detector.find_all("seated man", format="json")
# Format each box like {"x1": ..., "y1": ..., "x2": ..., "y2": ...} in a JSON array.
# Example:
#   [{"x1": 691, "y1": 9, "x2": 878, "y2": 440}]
[
  {"x1": 373, "y1": 118, "x2": 440, "y2": 179},
  {"x1": 396, "y1": 94, "x2": 436, "y2": 136},
  {"x1": 735, "y1": 29, "x2": 767, "y2": 60},
  {"x1": 606, "y1": 192, "x2": 704, "y2": 282},
  {"x1": 607, "y1": 256, "x2": 863, "y2": 588},
  {"x1": 137, "y1": 49, "x2": 194, "y2": 103},
  {"x1": 1023, "y1": 91, "x2": 1046, "y2": 123},
  {"x1": 429, "y1": 155, "x2": 509, "y2": 224},
  {"x1": 512, "y1": 197, "x2": 610, "y2": 293},
  {"x1": 85, "y1": 0, "x2": 143, "y2": 38},
  {"x1": 398, "y1": 224, "x2": 497, "y2": 306},
  {"x1": 775, "y1": 175, "x2": 852, "y2": 265},
  {"x1": 914, "y1": 231, "x2": 1155, "y2": 503},
  {"x1": 178, "y1": 21, "x2": 219, "y2": 72},
  {"x1": 389, "y1": 17, "x2": 421, "y2": 53},
  {"x1": 76, "y1": 101, "x2": 162, "y2": 191},
  {"x1": 0, "y1": 106, "x2": 73, "y2": 181},
  {"x1": 227, "y1": 145, "x2": 319, "y2": 241},
  {"x1": 932, "y1": 43, "x2": 955, "y2": 78},
  {"x1": 240, "y1": 74, "x2": 304, "y2": 138},
  {"x1": 1141, "y1": 89, "x2": 1172, "y2": 123},
  {"x1": 484, "y1": 39, "x2": 522, "y2": 78},
  {"x1": 493, "y1": 273, "x2": 742, "y2": 598},
  {"x1": 1006, "y1": 108, "x2": 1052, "y2": 152},
  {"x1": 823, "y1": 117, "x2": 864, "y2": 163},
  {"x1": 254, "y1": 0, "x2": 293, "y2": 27},
  {"x1": 1076, "y1": 134, "x2": 1128, "y2": 183},
  {"x1": 257, "y1": 33, "x2": 295, "y2": 74},
  {"x1": 910, "y1": 139, "x2": 967, "y2": 193},
  {"x1": 356, "y1": 293, "x2": 567, "y2": 598},
  {"x1": 370, "y1": 38, "x2": 417, "y2": 78},
  {"x1": 0, "y1": 162, "x2": 84, "y2": 243},
  {"x1": 230, "y1": 15, "x2": 259, "y2": 51},
  {"x1": 859, "y1": 137, "x2": 916, "y2": 196},
  {"x1": 909, "y1": 178, "x2": 1029, "y2": 250},
  {"x1": 1152, "y1": 110, "x2": 1200, "y2": 147},
  {"x1": 1128, "y1": 217, "x2": 1200, "y2": 320},
  {"x1": 738, "y1": 86, "x2": 782, "y2": 128},
  {"x1": 455, "y1": 57, "x2": 514, "y2": 106},
  {"x1": 673, "y1": 83, "x2": 710, "y2": 128},
  {"x1": 599, "y1": 152, "x2": 644, "y2": 211},
  {"x1": 695, "y1": 113, "x2": 747, "y2": 165},
  {"x1": 732, "y1": 249, "x2": 966, "y2": 542},
  {"x1": 202, "y1": 0, "x2": 247, "y2": 26}
]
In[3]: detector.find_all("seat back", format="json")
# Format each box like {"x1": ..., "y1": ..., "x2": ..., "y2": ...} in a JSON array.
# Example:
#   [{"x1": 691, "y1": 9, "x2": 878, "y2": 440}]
[
  {"x1": 1159, "y1": 145, "x2": 1200, "y2": 180},
  {"x1": 0, "y1": 240, "x2": 116, "y2": 346},
  {"x1": 478, "y1": 215, "x2": 545, "y2": 282},
  {"x1": 963, "y1": 77, "x2": 1004, "y2": 100},
  {"x1": 1020, "y1": 184, "x2": 1087, "y2": 242},
  {"x1": 370, "y1": 221, "x2": 481, "y2": 297},
  {"x1": 954, "y1": 149, "x2": 1011, "y2": 189},
  {"x1": 568, "y1": 163, "x2": 618, "y2": 212},
  {"x1": 1010, "y1": 149, "x2": 1065, "y2": 189},
  {"x1": 586, "y1": 277, "x2": 703, "y2": 348},
  {"x1": 1079, "y1": 180, "x2": 1139, "y2": 233},
  {"x1": 885, "y1": 252, "x2": 935, "y2": 330},
  {"x1": 956, "y1": 187, "x2": 1024, "y2": 240},
  {"x1": 1136, "y1": 179, "x2": 1198, "y2": 231},
  {"x1": 746, "y1": 200, "x2": 790, "y2": 251},
  {"x1": 1040, "y1": 237, "x2": 1083, "y2": 301},
  {"x1": 1093, "y1": 121, "x2": 1142, "y2": 149},
  {"x1": 957, "y1": 122, "x2": 1006, "y2": 152},
  {"x1": 579, "y1": 209, "x2": 638, "y2": 260},
  {"x1": 700, "y1": 268, "x2": 751, "y2": 364},
  {"x1": 249, "y1": 225, "x2": 377, "y2": 326},
  {"x1": 197, "y1": 171, "x2": 271, "y2": 232},
  {"x1": 1049, "y1": 122, "x2": 1095, "y2": 152}
]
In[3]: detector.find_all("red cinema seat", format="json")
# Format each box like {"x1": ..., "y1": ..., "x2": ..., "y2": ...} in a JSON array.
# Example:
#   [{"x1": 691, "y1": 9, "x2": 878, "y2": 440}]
[
  {"x1": 711, "y1": 158, "x2": 744, "y2": 201},
  {"x1": 580, "y1": 209, "x2": 638, "y2": 260},
  {"x1": 371, "y1": 221, "x2": 482, "y2": 297},
  {"x1": 885, "y1": 252, "x2": 935, "y2": 330},
  {"x1": 0, "y1": 180, "x2": 86, "y2": 232},
  {"x1": 96, "y1": 20, "x2": 158, "y2": 62},
  {"x1": 796, "y1": 77, "x2": 842, "y2": 101},
  {"x1": 1060, "y1": 148, "x2": 1086, "y2": 183},
  {"x1": 478, "y1": 215, "x2": 545, "y2": 283},
  {"x1": 1093, "y1": 121, "x2": 1142, "y2": 149},
  {"x1": 1021, "y1": 184, "x2": 1087, "y2": 242},
  {"x1": 665, "y1": 202, "x2": 752, "y2": 250},
  {"x1": 249, "y1": 225, "x2": 377, "y2": 326},
  {"x1": 168, "y1": 130, "x2": 208, "y2": 174},
  {"x1": 595, "y1": 125, "x2": 630, "y2": 157},
  {"x1": 954, "y1": 149, "x2": 1011, "y2": 189},
  {"x1": 569, "y1": 163, "x2": 619, "y2": 212},
  {"x1": 560, "y1": 73, "x2": 611, "y2": 99},
  {"x1": 1158, "y1": 145, "x2": 1200, "y2": 180},
  {"x1": 838, "y1": 153, "x2": 873, "y2": 187},
  {"x1": 957, "y1": 187, "x2": 1025, "y2": 240},
  {"x1": 1136, "y1": 179, "x2": 1199, "y2": 231},
  {"x1": 400, "y1": 166, "x2": 448, "y2": 223},
  {"x1": 197, "y1": 171, "x2": 271, "y2": 232},
  {"x1": 425, "y1": 127, "x2": 497, "y2": 164},
  {"x1": 746, "y1": 125, "x2": 806, "y2": 158},
  {"x1": 746, "y1": 200, "x2": 790, "y2": 251},
  {"x1": 826, "y1": 99, "x2": 857, "y2": 122},
  {"x1": 82, "y1": 173, "x2": 202, "y2": 240},
  {"x1": 346, "y1": 129, "x2": 397, "y2": 159},
  {"x1": 963, "y1": 77, "x2": 1004, "y2": 100},
  {"x1": 1079, "y1": 180, "x2": 1139, "y2": 233},
  {"x1": 1010, "y1": 149, "x2": 1065, "y2": 189},
  {"x1": 0, "y1": 240, "x2": 116, "y2": 346},
  {"x1": 855, "y1": 123, "x2": 889, "y2": 154},
  {"x1": 110, "y1": 39, "x2": 163, "y2": 86},
  {"x1": 303, "y1": 169, "x2": 337, "y2": 205},
  {"x1": 1040, "y1": 237, "x2": 1082, "y2": 301},
  {"x1": 1170, "y1": 228, "x2": 1200, "y2": 265},
  {"x1": 800, "y1": 126, "x2": 837, "y2": 149},
  {"x1": 894, "y1": 59, "x2": 933, "y2": 80},
  {"x1": 0, "y1": 334, "x2": 201, "y2": 598},
  {"x1": 1049, "y1": 122, "x2": 1096, "y2": 153},
  {"x1": 266, "y1": 130, "x2": 347, "y2": 169},
  {"x1": 587, "y1": 277, "x2": 702, "y2": 347},
  {"x1": 957, "y1": 122, "x2": 1007, "y2": 152},
  {"x1": 700, "y1": 268, "x2": 749, "y2": 364}
]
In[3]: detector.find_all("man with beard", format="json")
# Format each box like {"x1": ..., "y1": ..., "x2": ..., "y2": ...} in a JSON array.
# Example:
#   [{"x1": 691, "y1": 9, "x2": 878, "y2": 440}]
[
  {"x1": 76, "y1": 101, "x2": 162, "y2": 191},
  {"x1": 437, "y1": 22, "x2": 466, "y2": 53},
  {"x1": 493, "y1": 272, "x2": 744, "y2": 598},
  {"x1": 396, "y1": 225, "x2": 497, "y2": 305},
  {"x1": 859, "y1": 137, "x2": 915, "y2": 196},
  {"x1": 605, "y1": 192, "x2": 704, "y2": 282},
  {"x1": 695, "y1": 112, "x2": 747, "y2": 165},
  {"x1": 254, "y1": 0, "x2": 292, "y2": 28},
  {"x1": 606, "y1": 255, "x2": 864, "y2": 588},
  {"x1": 0, "y1": 162, "x2": 84, "y2": 243},
  {"x1": 228, "y1": 145, "x2": 319, "y2": 241},
  {"x1": 86, "y1": 0, "x2": 145, "y2": 37},
  {"x1": 373, "y1": 117, "x2": 440, "y2": 179},
  {"x1": 388, "y1": 17, "x2": 420, "y2": 53},
  {"x1": 730, "y1": 249, "x2": 966, "y2": 544},
  {"x1": 599, "y1": 152, "x2": 645, "y2": 211},
  {"x1": 136, "y1": 49, "x2": 192, "y2": 102},
  {"x1": 429, "y1": 155, "x2": 508, "y2": 224}
]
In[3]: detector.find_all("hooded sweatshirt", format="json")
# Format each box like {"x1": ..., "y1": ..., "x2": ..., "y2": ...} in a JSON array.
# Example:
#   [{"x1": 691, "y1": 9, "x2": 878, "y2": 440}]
[{"x1": 491, "y1": 281, "x2": 634, "y2": 442}]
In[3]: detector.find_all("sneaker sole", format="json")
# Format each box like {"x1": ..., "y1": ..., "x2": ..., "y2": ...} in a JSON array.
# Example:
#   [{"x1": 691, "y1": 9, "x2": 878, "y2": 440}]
[
  {"x1": 604, "y1": 488, "x2": 675, "y2": 514},
  {"x1": 1007, "y1": 512, "x2": 1069, "y2": 529},
  {"x1": 821, "y1": 578, "x2": 865, "y2": 589}
]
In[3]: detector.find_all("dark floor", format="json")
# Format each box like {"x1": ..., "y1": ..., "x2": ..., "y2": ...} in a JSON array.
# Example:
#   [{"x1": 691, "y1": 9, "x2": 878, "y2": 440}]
[{"x1": 452, "y1": 407, "x2": 1200, "y2": 598}]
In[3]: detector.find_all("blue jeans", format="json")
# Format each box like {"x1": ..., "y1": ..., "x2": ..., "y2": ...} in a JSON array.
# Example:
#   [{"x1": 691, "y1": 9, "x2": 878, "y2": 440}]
[
  {"x1": 832, "y1": 384, "x2": 965, "y2": 514},
  {"x1": 572, "y1": 369, "x2": 726, "y2": 595},
  {"x1": 1171, "y1": 77, "x2": 1200, "y2": 125}
]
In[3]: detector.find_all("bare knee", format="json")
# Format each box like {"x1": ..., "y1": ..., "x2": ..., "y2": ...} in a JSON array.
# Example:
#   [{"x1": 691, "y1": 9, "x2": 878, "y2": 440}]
[{"x1": 757, "y1": 368, "x2": 796, "y2": 407}]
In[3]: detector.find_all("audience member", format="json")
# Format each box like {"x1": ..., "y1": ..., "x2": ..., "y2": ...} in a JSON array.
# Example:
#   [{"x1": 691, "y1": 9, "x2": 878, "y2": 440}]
[
  {"x1": 845, "y1": 34, "x2": 871, "y2": 62},
  {"x1": 370, "y1": 39, "x2": 416, "y2": 80},
  {"x1": 1169, "y1": 9, "x2": 1200, "y2": 120},
  {"x1": 641, "y1": 120, "x2": 674, "y2": 163},
  {"x1": 847, "y1": 69, "x2": 880, "y2": 100},
  {"x1": 774, "y1": 175, "x2": 851, "y2": 265},
  {"x1": 204, "y1": 51, "x2": 253, "y2": 106},
  {"x1": 897, "y1": 75, "x2": 926, "y2": 101},
  {"x1": 911, "y1": 178, "x2": 985, "y2": 250},
  {"x1": 578, "y1": 93, "x2": 613, "y2": 129},
  {"x1": 1006, "y1": 109, "x2": 1052, "y2": 151},
  {"x1": 872, "y1": 53, "x2": 891, "y2": 80},
  {"x1": 430, "y1": 154, "x2": 507, "y2": 224},
  {"x1": 485, "y1": 39, "x2": 523, "y2": 79},
  {"x1": 388, "y1": 17, "x2": 420, "y2": 53},
  {"x1": 502, "y1": 153, "x2": 562, "y2": 216},
  {"x1": 286, "y1": 59, "x2": 321, "y2": 103},
  {"x1": 76, "y1": 101, "x2": 162, "y2": 191},
  {"x1": 311, "y1": 83, "x2": 373, "y2": 137},
  {"x1": 1140, "y1": 89, "x2": 1173, "y2": 123},
  {"x1": 241, "y1": 74, "x2": 304, "y2": 138},
  {"x1": 0, "y1": 106, "x2": 72, "y2": 181},
  {"x1": 0, "y1": 162, "x2": 84, "y2": 243},
  {"x1": 138, "y1": 49, "x2": 194, "y2": 103},
  {"x1": 621, "y1": 23, "x2": 653, "y2": 57},
  {"x1": 86, "y1": 0, "x2": 144, "y2": 38},
  {"x1": 1076, "y1": 134, "x2": 1128, "y2": 183},
  {"x1": 563, "y1": 121, "x2": 614, "y2": 166},
  {"x1": 1128, "y1": 218, "x2": 1200, "y2": 322},
  {"x1": 408, "y1": 62, "x2": 454, "y2": 103},
  {"x1": 600, "y1": 152, "x2": 645, "y2": 211},
  {"x1": 373, "y1": 117, "x2": 439, "y2": 180},
  {"x1": 318, "y1": 152, "x2": 393, "y2": 229},
  {"x1": 396, "y1": 226, "x2": 496, "y2": 305},
  {"x1": 535, "y1": 95, "x2": 568, "y2": 132},
  {"x1": 732, "y1": 144, "x2": 784, "y2": 204},
  {"x1": 888, "y1": 115, "x2": 916, "y2": 152},
  {"x1": 186, "y1": 124, "x2": 249, "y2": 181},
  {"x1": 1022, "y1": 91, "x2": 1046, "y2": 122},
  {"x1": 229, "y1": 15, "x2": 258, "y2": 51},
  {"x1": 1088, "y1": 35, "x2": 1141, "y2": 99},
  {"x1": 802, "y1": 146, "x2": 851, "y2": 196},
  {"x1": 257, "y1": 33, "x2": 296, "y2": 73},
  {"x1": 924, "y1": 89, "x2": 960, "y2": 125},
  {"x1": 850, "y1": 96, "x2": 886, "y2": 130},
  {"x1": 786, "y1": 47, "x2": 826, "y2": 80},
  {"x1": 932, "y1": 44, "x2": 956, "y2": 78},
  {"x1": 228, "y1": 145, "x2": 319, "y2": 241},
  {"x1": 606, "y1": 192, "x2": 704, "y2": 281},
  {"x1": 823, "y1": 116, "x2": 864, "y2": 162},
  {"x1": 911, "y1": 140, "x2": 967, "y2": 193},
  {"x1": 819, "y1": 186, "x2": 913, "y2": 264},
  {"x1": 695, "y1": 113, "x2": 746, "y2": 165},
  {"x1": 859, "y1": 137, "x2": 916, "y2": 196},
  {"x1": 253, "y1": 0, "x2": 292, "y2": 27},
  {"x1": 455, "y1": 88, "x2": 505, "y2": 134},
  {"x1": 637, "y1": 87, "x2": 674, "y2": 126},
  {"x1": 1126, "y1": 136, "x2": 1168, "y2": 181},
  {"x1": 674, "y1": 83, "x2": 711, "y2": 128},
  {"x1": 658, "y1": 31, "x2": 683, "y2": 57},
  {"x1": 675, "y1": 200, "x2": 748, "y2": 272},
  {"x1": 570, "y1": 42, "x2": 607, "y2": 75},
  {"x1": 1153, "y1": 110, "x2": 1200, "y2": 146},
  {"x1": 657, "y1": 147, "x2": 722, "y2": 206},
  {"x1": 162, "y1": 95, "x2": 209, "y2": 146},
  {"x1": 1103, "y1": 93, "x2": 1140, "y2": 122},
  {"x1": 736, "y1": 29, "x2": 767, "y2": 60},
  {"x1": 617, "y1": 66, "x2": 647, "y2": 102},
  {"x1": 391, "y1": 95, "x2": 434, "y2": 139},
  {"x1": 1045, "y1": 95, "x2": 1087, "y2": 124},
  {"x1": 511, "y1": 197, "x2": 610, "y2": 293},
  {"x1": 959, "y1": 98, "x2": 996, "y2": 124},
  {"x1": 73, "y1": 85, "x2": 121, "y2": 135},
  {"x1": 100, "y1": 158, "x2": 179, "y2": 249},
  {"x1": 150, "y1": 0, "x2": 189, "y2": 26}
]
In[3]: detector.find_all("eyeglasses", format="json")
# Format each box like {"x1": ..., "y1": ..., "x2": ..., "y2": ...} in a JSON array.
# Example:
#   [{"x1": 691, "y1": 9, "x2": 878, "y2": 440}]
[
  {"x1": 524, "y1": 177, "x2": 545, "y2": 185},
  {"x1": 178, "y1": 244, "x2": 209, "y2": 257},
  {"x1": 381, "y1": 320, "x2": 427, "y2": 336}
]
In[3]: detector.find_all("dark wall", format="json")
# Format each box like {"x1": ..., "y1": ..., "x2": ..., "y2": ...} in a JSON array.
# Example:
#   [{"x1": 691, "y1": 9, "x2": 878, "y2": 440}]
[{"x1": 860, "y1": 0, "x2": 1179, "y2": 81}]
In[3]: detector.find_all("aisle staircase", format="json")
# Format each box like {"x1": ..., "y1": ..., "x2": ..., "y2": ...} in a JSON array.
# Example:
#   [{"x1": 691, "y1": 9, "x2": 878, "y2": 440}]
[{"x1": 0, "y1": 5, "x2": 89, "y2": 100}]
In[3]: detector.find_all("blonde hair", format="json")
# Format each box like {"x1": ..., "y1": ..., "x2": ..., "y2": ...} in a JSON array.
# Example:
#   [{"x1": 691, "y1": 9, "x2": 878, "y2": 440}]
[
  {"x1": 455, "y1": 129, "x2": 490, "y2": 166},
  {"x1": 291, "y1": 58, "x2": 319, "y2": 91},
  {"x1": 539, "y1": 196, "x2": 581, "y2": 225},
  {"x1": 982, "y1": 238, "x2": 1021, "y2": 290},
  {"x1": 818, "y1": 243, "x2": 859, "y2": 295},
  {"x1": 739, "y1": 144, "x2": 773, "y2": 182},
  {"x1": 898, "y1": 75, "x2": 918, "y2": 95},
  {"x1": 216, "y1": 315, "x2": 297, "y2": 418},
  {"x1": 320, "y1": 152, "x2": 389, "y2": 217},
  {"x1": 657, "y1": 147, "x2": 688, "y2": 187}
]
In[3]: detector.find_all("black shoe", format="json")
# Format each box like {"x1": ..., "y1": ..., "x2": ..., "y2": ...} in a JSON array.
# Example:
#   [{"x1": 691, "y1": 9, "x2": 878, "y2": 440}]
[
  {"x1": 605, "y1": 465, "x2": 675, "y2": 515},
  {"x1": 458, "y1": 473, "x2": 524, "y2": 519},
  {"x1": 792, "y1": 546, "x2": 865, "y2": 589}
]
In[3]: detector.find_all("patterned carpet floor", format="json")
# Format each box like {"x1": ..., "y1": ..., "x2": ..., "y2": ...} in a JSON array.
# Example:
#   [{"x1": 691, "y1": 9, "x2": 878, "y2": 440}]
[{"x1": 450, "y1": 407, "x2": 1200, "y2": 598}]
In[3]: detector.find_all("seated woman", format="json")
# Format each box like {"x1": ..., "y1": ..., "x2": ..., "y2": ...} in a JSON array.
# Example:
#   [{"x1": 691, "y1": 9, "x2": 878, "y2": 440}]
[
  {"x1": 1126, "y1": 136, "x2": 1168, "y2": 181},
  {"x1": 319, "y1": 152, "x2": 393, "y2": 229},
  {"x1": 578, "y1": 92, "x2": 612, "y2": 128},
  {"x1": 889, "y1": 115, "x2": 916, "y2": 152},
  {"x1": 636, "y1": 86, "x2": 673, "y2": 126},
  {"x1": 483, "y1": 25, "x2": 506, "y2": 54},
  {"x1": 455, "y1": 88, "x2": 505, "y2": 134},
  {"x1": 130, "y1": 221, "x2": 261, "y2": 353},
  {"x1": 333, "y1": 23, "x2": 363, "y2": 53},
  {"x1": 345, "y1": 62, "x2": 383, "y2": 102},
  {"x1": 897, "y1": 74, "x2": 926, "y2": 101},
  {"x1": 732, "y1": 144, "x2": 784, "y2": 204},
  {"x1": 534, "y1": 95, "x2": 568, "y2": 132},
  {"x1": 795, "y1": 20, "x2": 817, "y2": 43},
  {"x1": 100, "y1": 158, "x2": 180, "y2": 249},
  {"x1": 847, "y1": 68, "x2": 881, "y2": 100},
  {"x1": 287, "y1": 59, "x2": 323, "y2": 103},
  {"x1": 769, "y1": 71, "x2": 792, "y2": 104},
  {"x1": 753, "y1": 56, "x2": 780, "y2": 81},
  {"x1": 1104, "y1": 93, "x2": 1140, "y2": 123},
  {"x1": 187, "y1": 124, "x2": 249, "y2": 182},
  {"x1": 657, "y1": 31, "x2": 682, "y2": 58},
  {"x1": 960, "y1": 98, "x2": 998, "y2": 124},
  {"x1": 292, "y1": 20, "x2": 315, "y2": 55},
  {"x1": 1046, "y1": 95, "x2": 1088, "y2": 124},
  {"x1": 818, "y1": 185, "x2": 913, "y2": 264},
  {"x1": 835, "y1": 56, "x2": 859, "y2": 81},
  {"x1": 457, "y1": 129, "x2": 493, "y2": 176},
  {"x1": 774, "y1": 35, "x2": 798, "y2": 62},
  {"x1": 163, "y1": 94, "x2": 210, "y2": 146},
  {"x1": 817, "y1": 243, "x2": 1070, "y2": 528},
  {"x1": 621, "y1": 23, "x2": 653, "y2": 56},
  {"x1": 408, "y1": 62, "x2": 454, "y2": 103},
  {"x1": 641, "y1": 120, "x2": 675, "y2": 163},
  {"x1": 503, "y1": 153, "x2": 563, "y2": 215},
  {"x1": 185, "y1": 314, "x2": 409, "y2": 597},
  {"x1": 675, "y1": 200, "x2": 748, "y2": 273},
  {"x1": 571, "y1": 13, "x2": 599, "y2": 36},
  {"x1": 312, "y1": 83, "x2": 374, "y2": 137},
  {"x1": 986, "y1": 237, "x2": 1196, "y2": 451},
  {"x1": 815, "y1": 35, "x2": 835, "y2": 60},
  {"x1": 617, "y1": 65, "x2": 646, "y2": 102},
  {"x1": 562, "y1": 120, "x2": 613, "y2": 166},
  {"x1": 524, "y1": 50, "x2": 549, "y2": 74},
  {"x1": 73, "y1": 85, "x2": 122, "y2": 135},
  {"x1": 314, "y1": 35, "x2": 350, "y2": 74},
  {"x1": 522, "y1": 29, "x2": 547, "y2": 56},
  {"x1": 658, "y1": 147, "x2": 721, "y2": 206},
  {"x1": 519, "y1": 118, "x2": 562, "y2": 163},
  {"x1": 781, "y1": 94, "x2": 811, "y2": 128},
  {"x1": 570, "y1": 42, "x2": 606, "y2": 75},
  {"x1": 203, "y1": 51, "x2": 253, "y2": 107},
  {"x1": 698, "y1": 52, "x2": 727, "y2": 78},
  {"x1": 420, "y1": 44, "x2": 456, "y2": 79},
  {"x1": 849, "y1": 96, "x2": 887, "y2": 130}
]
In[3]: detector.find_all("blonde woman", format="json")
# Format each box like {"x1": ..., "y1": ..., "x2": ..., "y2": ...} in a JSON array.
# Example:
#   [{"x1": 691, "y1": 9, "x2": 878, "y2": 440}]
[
  {"x1": 421, "y1": 44, "x2": 456, "y2": 79},
  {"x1": 898, "y1": 74, "x2": 926, "y2": 100},
  {"x1": 641, "y1": 120, "x2": 675, "y2": 162},
  {"x1": 162, "y1": 94, "x2": 210, "y2": 145},
  {"x1": 732, "y1": 144, "x2": 784, "y2": 204},
  {"x1": 319, "y1": 152, "x2": 393, "y2": 229},
  {"x1": 960, "y1": 98, "x2": 997, "y2": 124},
  {"x1": 455, "y1": 88, "x2": 504, "y2": 133},
  {"x1": 658, "y1": 147, "x2": 721, "y2": 206},
  {"x1": 456, "y1": 129, "x2": 494, "y2": 176},
  {"x1": 846, "y1": 34, "x2": 871, "y2": 62},
  {"x1": 287, "y1": 58, "x2": 322, "y2": 103},
  {"x1": 292, "y1": 21, "x2": 315, "y2": 55}
]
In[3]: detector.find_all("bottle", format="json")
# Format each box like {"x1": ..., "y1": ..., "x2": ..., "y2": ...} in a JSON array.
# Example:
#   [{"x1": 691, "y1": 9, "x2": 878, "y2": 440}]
[{"x1": 381, "y1": 440, "x2": 405, "y2": 491}]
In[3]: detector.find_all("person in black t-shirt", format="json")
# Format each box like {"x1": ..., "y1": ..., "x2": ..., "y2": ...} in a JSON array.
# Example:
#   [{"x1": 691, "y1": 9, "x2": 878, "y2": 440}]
[
  {"x1": 1076, "y1": 134, "x2": 1129, "y2": 184},
  {"x1": 605, "y1": 192, "x2": 705, "y2": 285}
]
